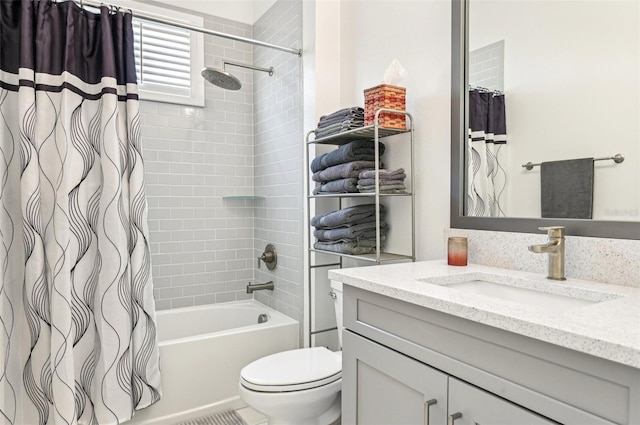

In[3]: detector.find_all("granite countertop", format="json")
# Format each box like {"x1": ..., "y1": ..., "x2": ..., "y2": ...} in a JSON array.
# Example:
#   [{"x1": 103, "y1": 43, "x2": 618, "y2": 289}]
[{"x1": 328, "y1": 260, "x2": 640, "y2": 369}]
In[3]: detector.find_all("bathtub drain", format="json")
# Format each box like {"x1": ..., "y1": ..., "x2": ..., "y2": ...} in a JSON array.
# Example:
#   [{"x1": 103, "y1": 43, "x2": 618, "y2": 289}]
[{"x1": 257, "y1": 314, "x2": 268, "y2": 324}]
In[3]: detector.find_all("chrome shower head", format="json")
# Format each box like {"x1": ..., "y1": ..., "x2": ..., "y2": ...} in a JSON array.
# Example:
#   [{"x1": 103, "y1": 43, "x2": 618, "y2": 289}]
[
  {"x1": 201, "y1": 61, "x2": 274, "y2": 90},
  {"x1": 201, "y1": 68, "x2": 242, "y2": 91}
]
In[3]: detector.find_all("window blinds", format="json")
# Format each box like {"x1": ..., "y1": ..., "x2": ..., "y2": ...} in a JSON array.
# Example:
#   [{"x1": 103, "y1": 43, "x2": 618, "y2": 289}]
[{"x1": 133, "y1": 18, "x2": 192, "y2": 96}]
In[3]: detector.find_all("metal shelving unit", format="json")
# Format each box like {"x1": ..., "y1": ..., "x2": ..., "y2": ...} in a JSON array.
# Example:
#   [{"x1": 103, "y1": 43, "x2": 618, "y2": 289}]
[{"x1": 306, "y1": 109, "x2": 415, "y2": 346}]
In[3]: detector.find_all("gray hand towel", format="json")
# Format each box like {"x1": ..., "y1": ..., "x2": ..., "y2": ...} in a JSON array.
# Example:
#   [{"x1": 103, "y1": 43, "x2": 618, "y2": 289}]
[
  {"x1": 541, "y1": 158, "x2": 594, "y2": 219},
  {"x1": 357, "y1": 177, "x2": 406, "y2": 187},
  {"x1": 312, "y1": 161, "x2": 378, "y2": 182},
  {"x1": 311, "y1": 140, "x2": 386, "y2": 172},
  {"x1": 311, "y1": 204, "x2": 386, "y2": 228},
  {"x1": 313, "y1": 221, "x2": 388, "y2": 241},
  {"x1": 357, "y1": 183, "x2": 407, "y2": 193},
  {"x1": 312, "y1": 178, "x2": 359, "y2": 195},
  {"x1": 358, "y1": 168, "x2": 406, "y2": 180},
  {"x1": 318, "y1": 107, "x2": 365, "y2": 122},
  {"x1": 318, "y1": 112, "x2": 364, "y2": 128},
  {"x1": 315, "y1": 120, "x2": 365, "y2": 138},
  {"x1": 313, "y1": 237, "x2": 385, "y2": 255}
]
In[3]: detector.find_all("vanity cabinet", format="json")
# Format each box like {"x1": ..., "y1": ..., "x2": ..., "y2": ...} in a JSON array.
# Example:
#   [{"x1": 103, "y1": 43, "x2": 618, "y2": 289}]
[
  {"x1": 343, "y1": 329, "x2": 448, "y2": 425},
  {"x1": 341, "y1": 284, "x2": 640, "y2": 425},
  {"x1": 344, "y1": 331, "x2": 555, "y2": 425}
]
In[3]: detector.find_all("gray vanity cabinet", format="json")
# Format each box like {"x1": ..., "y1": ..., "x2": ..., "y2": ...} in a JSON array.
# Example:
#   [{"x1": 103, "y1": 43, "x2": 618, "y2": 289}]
[
  {"x1": 343, "y1": 330, "x2": 555, "y2": 425},
  {"x1": 340, "y1": 284, "x2": 639, "y2": 425},
  {"x1": 342, "y1": 330, "x2": 448, "y2": 424},
  {"x1": 448, "y1": 378, "x2": 555, "y2": 425}
]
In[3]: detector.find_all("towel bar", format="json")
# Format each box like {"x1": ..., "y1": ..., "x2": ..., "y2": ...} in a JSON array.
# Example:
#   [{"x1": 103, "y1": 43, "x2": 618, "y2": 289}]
[{"x1": 522, "y1": 154, "x2": 624, "y2": 171}]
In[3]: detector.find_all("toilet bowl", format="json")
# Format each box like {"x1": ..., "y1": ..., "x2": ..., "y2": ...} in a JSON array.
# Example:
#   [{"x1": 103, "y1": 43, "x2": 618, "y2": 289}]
[{"x1": 239, "y1": 281, "x2": 344, "y2": 425}]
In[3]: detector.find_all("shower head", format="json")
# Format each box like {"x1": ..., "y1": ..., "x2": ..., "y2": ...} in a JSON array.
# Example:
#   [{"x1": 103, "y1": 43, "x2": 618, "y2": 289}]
[
  {"x1": 201, "y1": 60, "x2": 274, "y2": 90},
  {"x1": 201, "y1": 68, "x2": 242, "y2": 90}
]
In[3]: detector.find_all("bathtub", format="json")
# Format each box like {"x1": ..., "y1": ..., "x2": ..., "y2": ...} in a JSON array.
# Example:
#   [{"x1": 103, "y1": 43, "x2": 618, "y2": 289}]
[{"x1": 128, "y1": 300, "x2": 299, "y2": 425}]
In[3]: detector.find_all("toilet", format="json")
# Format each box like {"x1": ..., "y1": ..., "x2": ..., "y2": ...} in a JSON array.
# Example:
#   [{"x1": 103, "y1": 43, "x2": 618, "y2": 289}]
[{"x1": 239, "y1": 281, "x2": 344, "y2": 425}]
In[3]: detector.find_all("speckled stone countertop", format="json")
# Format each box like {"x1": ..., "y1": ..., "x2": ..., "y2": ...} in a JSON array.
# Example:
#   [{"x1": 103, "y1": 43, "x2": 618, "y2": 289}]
[{"x1": 328, "y1": 260, "x2": 640, "y2": 369}]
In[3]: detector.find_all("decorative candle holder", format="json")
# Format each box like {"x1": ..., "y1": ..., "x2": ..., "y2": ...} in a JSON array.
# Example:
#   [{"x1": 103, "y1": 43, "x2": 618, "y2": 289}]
[{"x1": 448, "y1": 237, "x2": 468, "y2": 266}]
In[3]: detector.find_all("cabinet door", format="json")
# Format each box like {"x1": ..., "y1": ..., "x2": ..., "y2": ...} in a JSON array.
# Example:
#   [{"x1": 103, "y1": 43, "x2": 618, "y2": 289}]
[
  {"x1": 342, "y1": 330, "x2": 448, "y2": 425},
  {"x1": 448, "y1": 378, "x2": 557, "y2": 425}
]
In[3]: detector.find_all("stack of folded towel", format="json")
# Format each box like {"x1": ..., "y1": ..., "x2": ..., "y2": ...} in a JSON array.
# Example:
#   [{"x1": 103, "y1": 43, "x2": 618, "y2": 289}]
[
  {"x1": 357, "y1": 168, "x2": 407, "y2": 193},
  {"x1": 311, "y1": 140, "x2": 386, "y2": 195},
  {"x1": 314, "y1": 107, "x2": 365, "y2": 139},
  {"x1": 311, "y1": 204, "x2": 388, "y2": 255}
]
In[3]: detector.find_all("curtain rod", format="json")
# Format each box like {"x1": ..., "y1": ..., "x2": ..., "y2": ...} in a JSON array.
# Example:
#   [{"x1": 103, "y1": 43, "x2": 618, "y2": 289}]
[{"x1": 81, "y1": 0, "x2": 302, "y2": 56}]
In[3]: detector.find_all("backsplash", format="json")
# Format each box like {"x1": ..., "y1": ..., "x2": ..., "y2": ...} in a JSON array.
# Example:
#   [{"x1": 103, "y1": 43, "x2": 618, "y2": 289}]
[{"x1": 448, "y1": 229, "x2": 640, "y2": 287}]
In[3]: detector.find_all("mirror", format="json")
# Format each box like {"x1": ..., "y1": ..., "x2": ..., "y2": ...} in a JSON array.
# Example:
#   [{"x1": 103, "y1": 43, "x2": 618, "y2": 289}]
[{"x1": 451, "y1": 0, "x2": 640, "y2": 239}]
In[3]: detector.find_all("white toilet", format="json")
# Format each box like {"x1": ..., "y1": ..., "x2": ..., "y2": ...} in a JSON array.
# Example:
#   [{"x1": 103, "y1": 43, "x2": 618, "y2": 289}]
[{"x1": 239, "y1": 281, "x2": 344, "y2": 425}]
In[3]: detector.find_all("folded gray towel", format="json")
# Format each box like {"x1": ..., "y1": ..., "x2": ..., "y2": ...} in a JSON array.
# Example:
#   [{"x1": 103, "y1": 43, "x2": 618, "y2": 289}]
[
  {"x1": 358, "y1": 188, "x2": 407, "y2": 194},
  {"x1": 314, "y1": 221, "x2": 388, "y2": 241},
  {"x1": 358, "y1": 168, "x2": 406, "y2": 180},
  {"x1": 312, "y1": 161, "x2": 378, "y2": 182},
  {"x1": 311, "y1": 140, "x2": 386, "y2": 173},
  {"x1": 313, "y1": 178, "x2": 359, "y2": 195},
  {"x1": 357, "y1": 183, "x2": 407, "y2": 193},
  {"x1": 315, "y1": 121, "x2": 365, "y2": 138},
  {"x1": 317, "y1": 114, "x2": 364, "y2": 128},
  {"x1": 315, "y1": 213, "x2": 386, "y2": 229},
  {"x1": 319, "y1": 107, "x2": 365, "y2": 122},
  {"x1": 313, "y1": 238, "x2": 384, "y2": 255},
  {"x1": 311, "y1": 204, "x2": 385, "y2": 229},
  {"x1": 357, "y1": 177, "x2": 406, "y2": 187}
]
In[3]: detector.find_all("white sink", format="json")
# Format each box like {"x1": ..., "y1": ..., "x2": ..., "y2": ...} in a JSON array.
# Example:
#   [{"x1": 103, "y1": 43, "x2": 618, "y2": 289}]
[{"x1": 418, "y1": 272, "x2": 621, "y2": 312}]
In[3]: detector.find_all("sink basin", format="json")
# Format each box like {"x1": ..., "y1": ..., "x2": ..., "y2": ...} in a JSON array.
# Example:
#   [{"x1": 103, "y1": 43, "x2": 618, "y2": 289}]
[{"x1": 418, "y1": 272, "x2": 621, "y2": 312}]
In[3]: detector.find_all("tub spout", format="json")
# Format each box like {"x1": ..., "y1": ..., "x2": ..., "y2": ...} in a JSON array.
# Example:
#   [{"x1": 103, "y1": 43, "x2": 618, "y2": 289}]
[{"x1": 246, "y1": 281, "x2": 274, "y2": 294}]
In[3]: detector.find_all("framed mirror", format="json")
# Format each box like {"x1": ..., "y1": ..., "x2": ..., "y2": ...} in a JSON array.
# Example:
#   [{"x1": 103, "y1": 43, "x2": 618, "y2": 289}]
[{"x1": 450, "y1": 0, "x2": 640, "y2": 239}]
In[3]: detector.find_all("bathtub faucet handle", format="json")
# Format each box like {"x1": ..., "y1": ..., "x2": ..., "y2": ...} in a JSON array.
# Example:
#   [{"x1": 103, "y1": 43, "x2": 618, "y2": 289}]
[{"x1": 257, "y1": 244, "x2": 277, "y2": 270}]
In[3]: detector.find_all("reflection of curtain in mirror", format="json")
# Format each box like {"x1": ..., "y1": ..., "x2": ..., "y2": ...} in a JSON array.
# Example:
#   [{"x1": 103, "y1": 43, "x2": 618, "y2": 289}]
[{"x1": 466, "y1": 89, "x2": 507, "y2": 217}]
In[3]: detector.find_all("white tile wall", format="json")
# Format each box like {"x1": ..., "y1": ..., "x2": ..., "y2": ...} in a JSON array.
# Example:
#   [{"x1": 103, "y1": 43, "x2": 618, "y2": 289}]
[
  {"x1": 469, "y1": 40, "x2": 504, "y2": 92},
  {"x1": 139, "y1": 2, "x2": 304, "y2": 318},
  {"x1": 140, "y1": 14, "x2": 257, "y2": 310},
  {"x1": 252, "y1": 1, "x2": 304, "y2": 331}
]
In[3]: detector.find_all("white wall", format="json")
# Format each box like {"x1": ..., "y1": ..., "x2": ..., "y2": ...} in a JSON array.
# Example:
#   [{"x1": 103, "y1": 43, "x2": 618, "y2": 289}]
[{"x1": 470, "y1": 0, "x2": 640, "y2": 220}]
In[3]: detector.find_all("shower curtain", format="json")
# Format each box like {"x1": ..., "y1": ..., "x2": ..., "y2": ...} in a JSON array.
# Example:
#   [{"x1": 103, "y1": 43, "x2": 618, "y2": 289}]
[
  {"x1": 466, "y1": 89, "x2": 507, "y2": 217},
  {"x1": 0, "y1": 2, "x2": 161, "y2": 424}
]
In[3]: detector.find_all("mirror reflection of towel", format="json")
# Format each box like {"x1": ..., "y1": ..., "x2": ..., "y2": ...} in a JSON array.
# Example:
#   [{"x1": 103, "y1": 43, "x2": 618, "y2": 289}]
[{"x1": 541, "y1": 158, "x2": 594, "y2": 219}]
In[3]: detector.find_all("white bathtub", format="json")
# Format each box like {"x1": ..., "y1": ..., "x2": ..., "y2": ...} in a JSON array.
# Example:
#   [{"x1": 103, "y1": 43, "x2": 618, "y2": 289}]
[{"x1": 128, "y1": 300, "x2": 299, "y2": 425}]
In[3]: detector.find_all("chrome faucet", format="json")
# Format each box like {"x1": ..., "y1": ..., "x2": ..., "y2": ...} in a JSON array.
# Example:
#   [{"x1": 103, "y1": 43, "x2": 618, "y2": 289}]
[
  {"x1": 246, "y1": 281, "x2": 275, "y2": 294},
  {"x1": 528, "y1": 226, "x2": 566, "y2": 280}
]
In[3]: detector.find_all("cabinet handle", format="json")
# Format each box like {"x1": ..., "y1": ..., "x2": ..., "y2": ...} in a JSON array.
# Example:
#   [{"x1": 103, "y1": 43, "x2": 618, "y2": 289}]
[
  {"x1": 423, "y1": 399, "x2": 437, "y2": 425},
  {"x1": 448, "y1": 412, "x2": 462, "y2": 425}
]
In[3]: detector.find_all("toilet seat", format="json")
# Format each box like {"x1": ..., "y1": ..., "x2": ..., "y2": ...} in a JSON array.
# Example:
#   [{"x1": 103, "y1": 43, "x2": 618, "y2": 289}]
[{"x1": 240, "y1": 347, "x2": 342, "y2": 393}]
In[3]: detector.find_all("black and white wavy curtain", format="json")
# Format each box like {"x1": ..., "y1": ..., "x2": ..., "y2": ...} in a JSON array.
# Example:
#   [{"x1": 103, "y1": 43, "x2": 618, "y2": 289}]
[
  {"x1": 0, "y1": 2, "x2": 161, "y2": 424},
  {"x1": 466, "y1": 89, "x2": 507, "y2": 217}
]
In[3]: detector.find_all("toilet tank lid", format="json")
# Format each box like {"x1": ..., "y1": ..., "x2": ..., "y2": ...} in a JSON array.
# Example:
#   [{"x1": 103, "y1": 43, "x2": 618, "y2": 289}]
[{"x1": 240, "y1": 347, "x2": 341, "y2": 387}]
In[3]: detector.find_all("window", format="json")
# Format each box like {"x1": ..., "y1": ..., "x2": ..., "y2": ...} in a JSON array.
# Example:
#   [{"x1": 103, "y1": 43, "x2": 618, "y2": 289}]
[{"x1": 114, "y1": 1, "x2": 205, "y2": 107}]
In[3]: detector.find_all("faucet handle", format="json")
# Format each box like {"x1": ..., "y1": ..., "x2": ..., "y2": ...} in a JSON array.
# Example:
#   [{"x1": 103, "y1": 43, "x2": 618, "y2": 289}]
[{"x1": 538, "y1": 226, "x2": 565, "y2": 238}]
